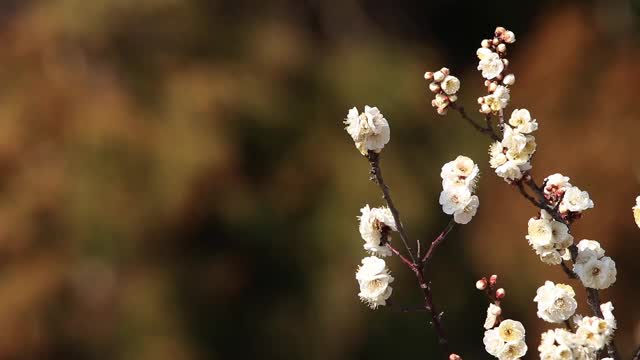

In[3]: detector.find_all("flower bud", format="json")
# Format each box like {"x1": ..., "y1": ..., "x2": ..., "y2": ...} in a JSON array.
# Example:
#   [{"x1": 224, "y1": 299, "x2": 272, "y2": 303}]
[
  {"x1": 496, "y1": 288, "x2": 506, "y2": 299},
  {"x1": 480, "y1": 104, "x2": 491, "y2": 114},
  {"x1": 503, "y1": 74, "x2": 515, "y2": 85},
  {"x1": 424, "y1": 71, "x2": 434, "y2": 80},
  {"x1": 497, "y1": 43, "x2": 506, "y2": 53},
  {"x1": 437, "y1": 106, "x2": 448, "y2": 115},
  {"x1": 489, "y1": 274, "x2": 498, "y2": 286},
  {"x1": 492, "y1": 38, "x2": 499, "y2": 46},
  {"x1": 476, "y1": 279, "x2": 487, "y2": 290},
  {"x1": 440, "y1": 67, "x2": 450, "y2": 76},
  {"x1": 429, "y1": 82, "x2": 440, "y2": 93},
  {"x1": 481, "y1": 39, "x2": 490, "y2": 48},
  {"x1": 503, "y1": 31, "x2": 516, "y2": 43},
  {"x1": 495, "y1": 26, "x2": 506, "y2": 35},
  {"x1": 433, "y1": 71, "x2": 445, "y2": 82},
  {"x1": 490, "y1": 305, "x2": 502, "y2": 316},
  {"x1": 449, "y1": 354, "x2": 462, "y2": 360},
  {"x1": 488, "y1": 82, "x2": 497, "y2": 92},
  {"x1": 448, "y1": 95, "x2": 457, "y2": 102},
  {"x1": 477, "y1": 97, "x2": 484, "y2": 104},
  {"x1": 502, "y1": 58, "x2": 509, "y2": 67}
]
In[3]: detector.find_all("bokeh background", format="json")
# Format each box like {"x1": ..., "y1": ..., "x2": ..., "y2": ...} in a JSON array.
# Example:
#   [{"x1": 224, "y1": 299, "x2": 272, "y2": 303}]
[{"x1": 0, "y1": 0, "x2": 638, "y2": 359}]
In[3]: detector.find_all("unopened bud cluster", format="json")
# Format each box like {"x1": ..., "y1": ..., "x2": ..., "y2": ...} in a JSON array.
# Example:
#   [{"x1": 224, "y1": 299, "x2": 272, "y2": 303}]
[
  {"x1": 424, "y1": 67, "x2": 460, "y2": 115},
  {"x1": 476, "y1": 27, "x2": 516, "y2": 114}
]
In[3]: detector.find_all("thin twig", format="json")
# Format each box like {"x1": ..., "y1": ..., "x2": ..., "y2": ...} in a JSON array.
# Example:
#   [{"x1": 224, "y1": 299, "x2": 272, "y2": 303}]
[
  {"x1": 422, "y1": 219, "x2": 456, "y2": 264},
  {"x1": 449, "y1": 103, "x2": 500, "y2": 141}
]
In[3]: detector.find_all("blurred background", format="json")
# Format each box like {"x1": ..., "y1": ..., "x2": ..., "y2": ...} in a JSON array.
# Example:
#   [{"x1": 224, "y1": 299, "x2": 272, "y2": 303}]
[{"x1": 0, "y1": 0, "x2": 638, "y2": 359}]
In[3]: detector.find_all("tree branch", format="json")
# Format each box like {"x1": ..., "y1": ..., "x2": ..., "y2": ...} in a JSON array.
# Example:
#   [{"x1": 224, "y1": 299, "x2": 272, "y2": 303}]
[
  {"x1": 367, "y1": 151, "x2": 417, "y2": 264},
  {"x1": 422, "y1": 218, "x2": 456, "y2": 264}
]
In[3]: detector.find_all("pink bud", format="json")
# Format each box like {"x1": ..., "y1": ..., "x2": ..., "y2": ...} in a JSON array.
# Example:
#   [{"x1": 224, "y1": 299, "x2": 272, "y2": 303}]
[
  {"x1": 440, "y1": 67, "x2": 450, "y2": 76},
  {"x1": 424, "y1": 71, "x2": 434, "y2": 80},
  {"x1": 476, "y1": 279, "x2": 487, "y2": 290},
  {"x1": 433, "y1": 71, "x2": 445, "y2": 82},
  {"x1": 489, "y1": 274, "x2": 498, "y2": 286},
  {"x1": 449, "y1": 354, "x2": 462, "y2": 360},
  {"x1": 429, "y1": 82, "x2": 441, "y2": 93},
  {"x1": 437, "y1": 106, "x2": 448, "y2": 115},
  {"x1": 496, "y1": 288, "x2": 506, "y2": 299}
]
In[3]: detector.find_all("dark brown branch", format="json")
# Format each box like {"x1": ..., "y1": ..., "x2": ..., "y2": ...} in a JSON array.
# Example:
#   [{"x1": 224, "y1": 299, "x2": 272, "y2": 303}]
[
  {"x1": 367, "y1": 151, "x2": 416, "y2": 264},
  {"x1": 416, "y1": 269, "x2": 450, "y2": 354},
  {"x1": 366, "y1": 151, "x2": 452, "y2": 357},
  {"x1": 422, "y1": 218, "x2": 456, "y2": 264}
]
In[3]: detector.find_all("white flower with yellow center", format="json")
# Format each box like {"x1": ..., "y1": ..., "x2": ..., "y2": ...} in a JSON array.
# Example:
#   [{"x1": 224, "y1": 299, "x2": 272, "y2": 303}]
[
  {"x1": 355, "y1": 256, "x2": 394, "y2": 309},
  {"x1": 344, "y1": 106, "x2": 391, "y2": 155},
  {"x1": 453, "y1": 195, "x2": 479, "y2": 225},
  {"x1": 484, "y1": 319, "x2": 527, "y2": 359},
  {"x1": 497, "y1": 341, "x2": 528, "y2": 360},
  {"x1": 534, "y1": 281, "x2": 577, "y2": 323},
  {"x1": 508, "y1": 109, "x2": 538, "y2": 134},
  {"x1": 441, "y1": 75, "x2": 461, "y2": 95},
  {"x1": 358, "y1": 205, "x2": 396, "y2": 257},
  {"x1": 441, "y1": 155, "x2": 479, "y2": 190},
  {"x1": 477, "y1": 48, "x2": 504, "y2": 79},
  {"x1": 495, "y1": 161, "x2": 523, "y2": 182},
  {"x1": 483, "y1": 85, "x2": 510, "y2": 112},
  {"x1": 497, "y1": 319, "x2": 525, "y2": 343},
  {"x1": 559, "y1": 186, "x2": 594, "y2": 213},
  {"x1": 573, "y1": 255, "x2": 616, "y2": 289}
]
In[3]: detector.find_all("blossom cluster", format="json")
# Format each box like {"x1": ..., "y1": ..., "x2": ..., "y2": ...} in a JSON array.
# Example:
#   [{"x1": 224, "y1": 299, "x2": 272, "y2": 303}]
[
  {"x1": 542, "y1": 174, "x2": 594, "y2": 216},
  {"x1": 476, "y1": 26, "x2": 516, "y2": 114},
  {"x1": 439, "y1": 156, "x2": 480, "y2": 224},
  {"x1": 344, "y1": 106, "x2": 390, "y2": 155},
  {"x1": 526, "y1": 209, "x2": 573, "y2": 265},
  {"x1": 573, "y1": 239, "x2": 616, "y2": 289},
  {"x1": 354, "y1": 203, "x2": 397, "y2": 308},
  {"x1": 488, "y1": 109, "x2": 538, "y2": 182},
  {"x1": 538, "y1": 302, "x2": 616, "y2": 359},
  {"x1": 424, "y1": 67, "x2": 460, "y2": 115}
]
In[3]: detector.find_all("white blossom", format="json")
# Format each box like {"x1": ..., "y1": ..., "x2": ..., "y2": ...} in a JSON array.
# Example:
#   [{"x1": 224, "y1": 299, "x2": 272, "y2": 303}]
[
  {"x1": 575, "y1": 314, "x2": 614, "y2": 350},
  {"x1": 526, "y1": 211, "x2": 573, "y2": 265},
  {"x1": 508, "y1": 109, "x2": 538, "y2": 134},
  {"x1": 454, "y1": 195, "x2": 479, "y2": 224},
  {"x1": 355, "y1": 256, "x2": 394, "y2": 309},
  {"x1": 495, "y1": 161, "x2": 523, "y2": 181},
  {"x1": 484, "y1": 319, "x2": 527, "y2": 359},
  {"x1": 441, "y1": 75, "x2": 461, "y2": 95},
  {"x1": 544, "y1": 174, "x2": 572, "y2": 195},
  {"x1": 633, "y1": 196, "x2": 640, "y2": 228},
  {"x1": 497, "y1": 341, "x2": 528, "y2": 360},
  {"x1": 484, "y1": 303, "x2": 502, "y2": 329},
  {"x1": 344, "y1": 106, "x2": 391, "y2": 155},
  {"x1": 534, "y1": 281, "x2": 577, "y2": 323},
  {"x1": 538, "y1": 329, "x2": 597, "y2": 360},
  {"x1": 358, "y1": 205, "x2": 396, "y2": 257},
  {"x1": 575, "y1": 239, "x2": 605, "y2": 264},
  {"x1": 573, "y1": 255, "x2": 616, "y2": 289},
  {"x1": 489, "y1": 141, "x2": 507, "y2": 168},
  {"x1": 483, "y1": 85, "x2": 510, "y2": 112},
  {"x1": 439, "y1": 186, "x2": 472, "y2": 215},
  {"x1": 441, "y1": 155, "x2": 479, "y2": 190},
  {"x1": 559, "y1": 186, "x2": 594, "y2": 213},
  {"x1": 477, "y1": 49, "x2": 504, "y2": 79}
]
